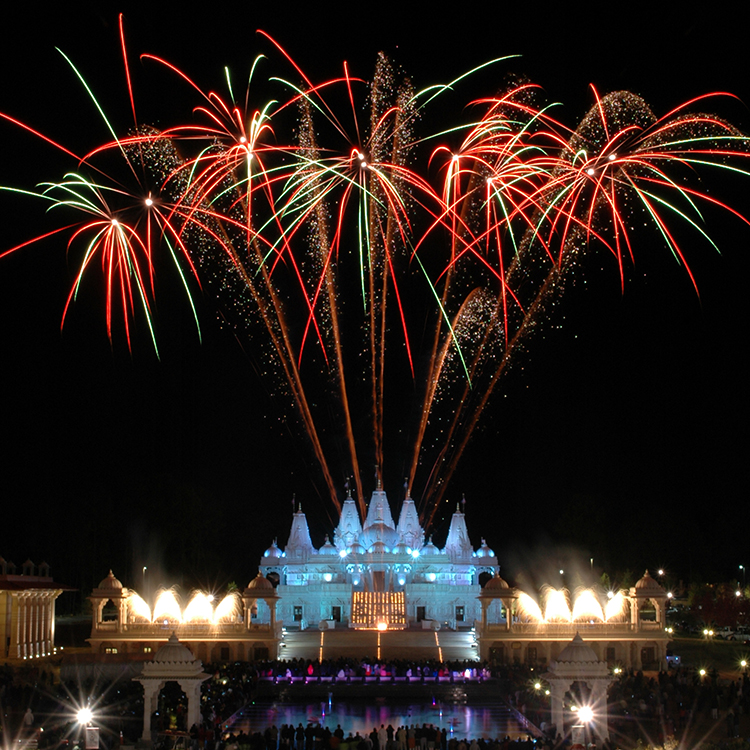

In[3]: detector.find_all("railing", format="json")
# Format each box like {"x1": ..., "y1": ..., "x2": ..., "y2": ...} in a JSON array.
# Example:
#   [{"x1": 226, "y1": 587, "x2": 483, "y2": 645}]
[
  {"x1": 92, "y1": 621, "x2": 276, "y2": 636},
  {"x1": 482, "y1": 621, "x2": 640, "y2": 635},
  {"x1": 95, "y1": 621, "x2": 118, "y2": 631},
  {"x1": 638, "y1": 620, "x2": 664, "y2": 631}
]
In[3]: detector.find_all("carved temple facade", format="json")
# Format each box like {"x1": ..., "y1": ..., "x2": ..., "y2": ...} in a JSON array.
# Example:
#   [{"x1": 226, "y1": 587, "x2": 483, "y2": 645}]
[{"x1": 259, "y1": 490, "x2": 499, "y2": 631}]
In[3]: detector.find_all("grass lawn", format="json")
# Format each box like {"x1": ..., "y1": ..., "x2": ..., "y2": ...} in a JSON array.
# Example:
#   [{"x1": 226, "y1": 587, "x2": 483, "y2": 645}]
[{"x1": 669, "y1": 635, "x2": 750, "y2": 678}]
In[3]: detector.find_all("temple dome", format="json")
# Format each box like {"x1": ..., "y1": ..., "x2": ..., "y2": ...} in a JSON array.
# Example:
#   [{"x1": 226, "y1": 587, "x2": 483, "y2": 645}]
[
  {"x1": 632, "y1": 570, "x2": 666, "y2": 597},
  {"x1": 98, "y1": 570, "x2": 123, "y2": 590},
  {"x1": 476, "y1": 539, "x2": 495, "y2": 558},
  {"x1": 246, "y1": 572, "x2": 274, "y2": 591},
  {"x1": 318, "y1": 536, "x2": 338, "y2": 556},
  {"x1": 483, "y1": 573, "x2": 510, "y2": 591},
  {"x1": 263, "y1": 540, "x2": 282, "y2": 559},
  {"x1": 154, "y1": 633, "x2": 196, "y2": 663},
  {"x1": 422, "y1": 538, "x2": 440, "y2": 556},
  {"x1": 555, "y1": 633, "x2": 599, "y2": 663}
]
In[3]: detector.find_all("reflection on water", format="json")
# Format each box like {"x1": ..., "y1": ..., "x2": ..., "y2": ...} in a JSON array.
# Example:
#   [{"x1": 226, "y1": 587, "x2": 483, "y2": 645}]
[{"x1": 233, "y1": 699, "x2": 524, "y2": 740}]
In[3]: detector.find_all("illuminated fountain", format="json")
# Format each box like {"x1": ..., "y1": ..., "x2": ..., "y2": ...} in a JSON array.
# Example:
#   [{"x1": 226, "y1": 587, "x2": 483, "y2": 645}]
[
  {"x1": 88, "y1": 571, "x2": 280, "y2": 660},
  {"x1": 514, "y1": 587, "x2": 628, "y2": 624},
  {"x1": 477, "y1": 571, "x2": 670, "y2": 670},
  {"x1": 126, "y1": 589, "x2": 241, "y2": 625}
]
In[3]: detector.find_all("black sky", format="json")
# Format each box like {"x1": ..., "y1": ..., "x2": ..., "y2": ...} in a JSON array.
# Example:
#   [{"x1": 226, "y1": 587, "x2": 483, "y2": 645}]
[{"x1": 0, "y1": 2, "x2": 748, "y2": 604}]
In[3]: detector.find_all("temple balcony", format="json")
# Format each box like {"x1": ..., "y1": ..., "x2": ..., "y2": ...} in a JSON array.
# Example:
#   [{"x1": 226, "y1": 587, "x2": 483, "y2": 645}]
[
  {"x1": 482, "y1": 620, "x2": 665, "y2": 635},
  {"x1": 92, "y1": 621, "x2": 255, "y2": 636}
]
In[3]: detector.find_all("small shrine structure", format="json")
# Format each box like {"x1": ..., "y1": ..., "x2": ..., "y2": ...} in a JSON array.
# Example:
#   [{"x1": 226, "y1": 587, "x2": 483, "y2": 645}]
[
  {"x1": 544, "y1": 633, "x2": 614, "y2": 743},
  {"x1": 134, "y1": 633, "x2": 210, "y2": 743}
]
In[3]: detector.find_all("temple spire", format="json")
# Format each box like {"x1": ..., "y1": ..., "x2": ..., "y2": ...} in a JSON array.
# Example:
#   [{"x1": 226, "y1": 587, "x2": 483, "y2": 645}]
[
  {"x1": 285, "y1": 505, "x2": 314, "y2": 558},
  {"x1": 445, "y1": 502, "x2": 472, "y2": 558}
]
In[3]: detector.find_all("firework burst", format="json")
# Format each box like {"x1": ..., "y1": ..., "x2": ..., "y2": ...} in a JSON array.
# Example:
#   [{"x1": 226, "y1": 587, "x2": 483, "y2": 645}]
[{"x1": 2, "y1": 18, "x2": 748, "y2": 530}]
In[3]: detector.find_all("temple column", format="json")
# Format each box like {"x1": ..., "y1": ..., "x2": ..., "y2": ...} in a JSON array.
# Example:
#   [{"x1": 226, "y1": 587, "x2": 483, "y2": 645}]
[
  {"x1": 657, "y1": 641, "x2": 667, "y2": 670},
  {"x1": 32, "y1": 595, "x2": 39, "y2": 656},
  {"x1": 140, "y1": 681, "x2": 161, "y2": 742},
  {"x1": 118, "y1": 599, "x2": 127, "y2": 632},
  {"x1": 28, "y1": 595, "x2": 34, "y2": 656},
  {"x1": 25, "y1": 596, "x2": 33, "y2": 657},
  {"x1": 549, "y1": 679, "x2": 570, "y2": 739},
  {"x1": 636, "y1": 642, "x2": 643, "y2": 670},
  {"x1": 50, "y1": 596, "x2": 56, "y2": 652},
  {"x1": 590, "y1": 681, "x2": 610, "y2": 740},
  {"x1": 9, "y1": 594, "x2": 20, "y2": 658},
  {"x1": 39, "y1": 595, "x2": 47, "y2": 655},
  {"x1": 19, "y1": 595, "x2": 28, "y2": 657},
  {"x1": 181, "y1": 680, "x2": 203, "y2": 730}
]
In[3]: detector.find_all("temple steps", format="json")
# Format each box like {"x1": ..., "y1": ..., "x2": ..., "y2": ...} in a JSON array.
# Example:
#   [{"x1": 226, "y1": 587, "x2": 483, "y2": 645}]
[{"x1": 279, "y1": 628, "x2": 478, "y2": 662}]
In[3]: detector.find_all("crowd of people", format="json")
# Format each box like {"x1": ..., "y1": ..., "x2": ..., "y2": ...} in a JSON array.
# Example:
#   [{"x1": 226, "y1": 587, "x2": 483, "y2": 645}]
[
  {"x1": 246, "y1": 658, "x2": 493, "y2": 682},
  {"x1": 606, "y1": 666, "x2": 750, "y2": 744},
  {"x1": 212, "y1": 722, "x2": 548, "y2": 750},
  {"x1": 3, "y1": 657, "x2": 750, "y2": 750}
]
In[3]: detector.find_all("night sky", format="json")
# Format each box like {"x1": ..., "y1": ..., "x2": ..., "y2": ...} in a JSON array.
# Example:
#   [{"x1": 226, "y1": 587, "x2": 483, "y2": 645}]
[{"x1": 0, "y1": 2, "x2": 748, "y2": 607}]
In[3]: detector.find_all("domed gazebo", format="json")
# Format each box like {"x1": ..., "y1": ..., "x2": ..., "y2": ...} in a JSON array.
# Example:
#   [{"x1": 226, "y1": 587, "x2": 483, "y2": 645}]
[
  {"x1": 134, "y1": 633, "x2": 210, "y2": 743},
  {"x1": 629, "y1": 570, "x2": 668, "y2": 628},
  {"x1": 89, "y1": 570, "x2": 129, "y2": 634},
  {"x1": 544, "y1": 633, "x2": 613, "y2": 744},
  {"x1": 477, "y1": 572, "x2": 517, "y2": 631},
  {"x1": 242, "y1": 571, "x2": 279, "y2": 629}
]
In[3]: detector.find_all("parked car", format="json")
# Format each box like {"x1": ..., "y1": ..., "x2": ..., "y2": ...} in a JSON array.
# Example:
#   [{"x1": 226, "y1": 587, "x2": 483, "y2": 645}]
[
  {"x1": 715, "y1": 627, "x2": 735, "y2": 640},
  {"x1": 730, "y1": 627, "x2": 750, "y2": 643}
]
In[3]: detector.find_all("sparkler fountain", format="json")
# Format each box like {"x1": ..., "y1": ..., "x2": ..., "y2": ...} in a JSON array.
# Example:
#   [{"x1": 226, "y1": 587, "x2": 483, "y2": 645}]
[
  {"x1": 477, "y1": 570, "x2": 669, "y2": 668},
  {"x1": 88, "y1": 571, "x2": 280, "y2": 660}
]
